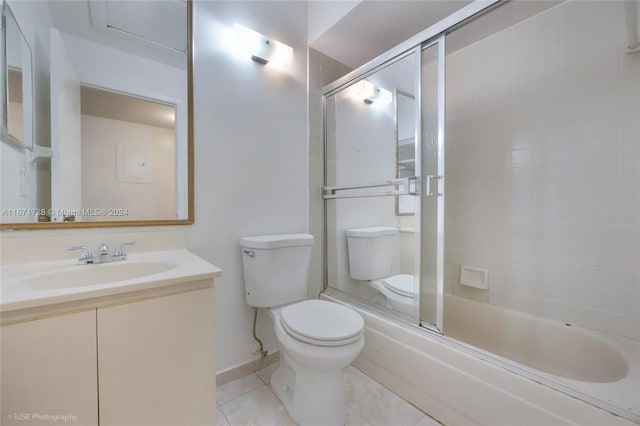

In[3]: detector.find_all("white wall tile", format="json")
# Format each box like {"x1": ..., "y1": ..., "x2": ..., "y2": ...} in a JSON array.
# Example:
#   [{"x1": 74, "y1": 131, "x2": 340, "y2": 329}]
[{"x1": 444, "y1": 0, "x2": 638, "y2": 340}]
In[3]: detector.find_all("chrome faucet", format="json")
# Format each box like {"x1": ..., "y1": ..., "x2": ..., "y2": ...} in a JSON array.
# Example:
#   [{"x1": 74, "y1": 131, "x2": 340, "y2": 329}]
[
  {"x1": 98, "y1": 243, "x2": 110, "y2": 261},
  {"x1": 67, "y1": 246, "x2": 96, "y2": 264},
  {"x1": 112, "y1": 241, "x2": 136, "y2": 261},
  {"x1": 68, "y1": 241, "x2": 136, "y2": 265}
]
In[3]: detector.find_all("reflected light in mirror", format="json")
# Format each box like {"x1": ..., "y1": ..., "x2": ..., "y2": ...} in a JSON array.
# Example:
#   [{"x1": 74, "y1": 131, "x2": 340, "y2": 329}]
[
  {"x1": 348, "y1": 80, "x2": 392, "y2": 105},
  {"x1": 365, "y1": 86, "x2": 392, "y2": 105}
]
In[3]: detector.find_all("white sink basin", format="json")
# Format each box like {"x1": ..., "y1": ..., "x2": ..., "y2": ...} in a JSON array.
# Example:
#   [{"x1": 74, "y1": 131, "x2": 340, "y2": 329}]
[
  {"x1": 1, "y1": 250, "x2": 222, "y2": 315},
  {"x1": 25, "y1": 261, "x2": 175, "y2": 291}
]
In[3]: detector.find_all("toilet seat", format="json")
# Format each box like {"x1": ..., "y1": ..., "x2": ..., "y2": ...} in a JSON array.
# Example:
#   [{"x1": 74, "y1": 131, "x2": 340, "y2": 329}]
[
  {"x1": 280, "y1": 300, "x2": 364, "y2": 347},
  {"x1": 382, "y1": 274, "x2": 414, "y2": 298}
]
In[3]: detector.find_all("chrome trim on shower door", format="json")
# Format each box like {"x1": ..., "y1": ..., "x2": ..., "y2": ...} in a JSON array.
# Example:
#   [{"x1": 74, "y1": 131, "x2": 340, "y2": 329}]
[
  {"x1": 435, "y1": 35, "x2": 446, "y2": 333},
  {"x1": 411, "y1": 44, "x2": 423, "y2": 324},
  {"x1": 418, "y1": 35, "x2": 445, "y2": 334}
]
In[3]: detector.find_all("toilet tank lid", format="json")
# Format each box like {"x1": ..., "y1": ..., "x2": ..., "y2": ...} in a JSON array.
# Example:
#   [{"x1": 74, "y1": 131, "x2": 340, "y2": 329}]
[
  {"x1": 346, "y1": 226, "x2": 398, "y2": 238},
  {"x1": 240, "y1": 233, "x2": 314, "y2": 249}
]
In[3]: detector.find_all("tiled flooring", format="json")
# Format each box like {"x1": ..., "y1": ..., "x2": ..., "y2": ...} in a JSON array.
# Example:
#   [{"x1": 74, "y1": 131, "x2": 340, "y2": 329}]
[{"x1": 216, "y1": 362, "x2": 442, "y2": 426}]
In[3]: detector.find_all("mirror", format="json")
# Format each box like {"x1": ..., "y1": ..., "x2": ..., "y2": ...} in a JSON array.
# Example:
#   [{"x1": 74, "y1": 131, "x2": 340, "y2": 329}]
[
  {"x1": 1, "y1": 1, "x2": 33, "y2": 148},
  {"x1": 395, "y1": 90, "x2": 415, "y2": 215},
  {"x1": 0, "y1": 0, "x2": 193, "y2": 229}
]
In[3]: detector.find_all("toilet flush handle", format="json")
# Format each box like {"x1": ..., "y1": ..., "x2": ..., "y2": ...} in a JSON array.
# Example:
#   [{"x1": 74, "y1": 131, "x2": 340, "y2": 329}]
[{"x1": 243, "y1": 250, "x2": 255, "y2": 258}]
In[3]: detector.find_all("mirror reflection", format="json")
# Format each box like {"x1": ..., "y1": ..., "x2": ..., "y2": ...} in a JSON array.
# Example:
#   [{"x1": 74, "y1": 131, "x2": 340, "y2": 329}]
[
  {"x1": 0, "y1": 0, "x2": 190, "y2": 226},
  {"x1": 1, "y1": 1, "x2": 32, "y2": 148},
  {"x1": 395, "y1": 90, "x2": 416, "y2": 215},
  {"x1": 325, "y1": 52, "x2": 419, "y2": 322},
  {"x1": 6, "y1": 69, "x2": 22, "y2": 139},
  {"x1": 79, "y1": 86, "x2": 176, "y2": 222}
]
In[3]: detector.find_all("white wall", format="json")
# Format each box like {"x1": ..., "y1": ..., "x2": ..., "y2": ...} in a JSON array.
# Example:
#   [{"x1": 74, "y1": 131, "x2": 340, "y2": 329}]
[
  {"x1": 444, "y1": 1, "x2": 640, "y2": 340},
  {"x1": 187, "y1": 1, "x2": 309, "y2": 373},
  {"x1": 81, "y1": 115, "x2": 175, "y2": 221},
  {"x1": 0, "y1": 143, "x2": 29, "y2": 222}
]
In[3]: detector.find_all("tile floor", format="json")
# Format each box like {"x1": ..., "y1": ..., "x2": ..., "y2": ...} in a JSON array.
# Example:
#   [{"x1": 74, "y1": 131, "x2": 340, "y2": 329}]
[{"x1": 216, "y1": 362, "x2": 442, "y2": 426}]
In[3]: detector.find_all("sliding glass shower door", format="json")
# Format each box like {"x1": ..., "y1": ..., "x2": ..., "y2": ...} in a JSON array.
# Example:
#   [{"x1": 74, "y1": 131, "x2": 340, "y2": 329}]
[{"x1": 322, "y1": 35, "x2": 446, "y2": 332}]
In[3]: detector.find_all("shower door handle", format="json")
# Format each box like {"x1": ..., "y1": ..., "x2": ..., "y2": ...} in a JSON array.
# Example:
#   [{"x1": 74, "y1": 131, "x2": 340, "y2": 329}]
[{"x1": 425, "y1": 175, "x2": 443, "y2": 197}]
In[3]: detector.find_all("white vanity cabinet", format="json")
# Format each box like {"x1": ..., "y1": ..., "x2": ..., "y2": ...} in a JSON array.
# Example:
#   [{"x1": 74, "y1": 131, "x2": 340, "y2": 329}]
[
  {"x1": 1, "y1": 249, "x2": 220, "y2": 426},
  {"x1": 1, "y1": 310, "x2": 99, "y2": 426},
  {"x1": 1, "y1": 283, "x2": 216, "y2": 426},
  {"x1": 97, "y1": 285, "x2": 215, "y2": 426}
]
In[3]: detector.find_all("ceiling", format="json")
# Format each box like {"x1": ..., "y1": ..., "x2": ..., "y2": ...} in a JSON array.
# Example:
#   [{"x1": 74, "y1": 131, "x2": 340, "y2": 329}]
[
  {"x1": 45, "y1": 0, "x2": 568, "y2": 81},
  {"x1": 310, "y1": 0, "x2": 563, "y2": 71},
  {"x1": 309, "y1": 0, "x2": 471, "y2": 69}
]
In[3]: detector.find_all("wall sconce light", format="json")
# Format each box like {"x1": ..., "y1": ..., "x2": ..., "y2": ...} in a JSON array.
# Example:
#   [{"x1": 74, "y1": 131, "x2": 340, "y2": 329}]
[
  {"x1": 233, "y1": 23, "x2": 293, "y2": 66},
  {"x1": 349, "y1": 80, "x2": 392, "y2": 105}
]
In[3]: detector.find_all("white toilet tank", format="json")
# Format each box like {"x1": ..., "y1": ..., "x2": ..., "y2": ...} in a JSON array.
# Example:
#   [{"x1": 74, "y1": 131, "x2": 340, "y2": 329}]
[
  {"x1": 346, "y1": 226, "x2": 398, "y2": 280},
  {"x1": 240, "y1": 233, "x2": 314, "y2": 308}
]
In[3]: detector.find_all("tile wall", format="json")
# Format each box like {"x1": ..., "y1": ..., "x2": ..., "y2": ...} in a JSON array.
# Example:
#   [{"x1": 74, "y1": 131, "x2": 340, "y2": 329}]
[{"x1": 444, "y1": 1, "x2": 639, "y2": 340}]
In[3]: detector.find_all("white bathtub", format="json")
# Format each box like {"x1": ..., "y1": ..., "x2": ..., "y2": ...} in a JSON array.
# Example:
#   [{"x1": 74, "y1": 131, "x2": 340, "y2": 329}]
[
  {"x1": 444, "y1": 294, "x2": 639, "y2": 417},
  {"x1": 323, "y1": 292, "x2": 640, "y2": 425}
]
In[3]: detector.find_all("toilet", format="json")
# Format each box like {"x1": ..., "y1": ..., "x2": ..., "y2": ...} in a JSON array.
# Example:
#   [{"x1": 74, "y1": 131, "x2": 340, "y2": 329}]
[
  {"x1": 346, "y1": 226, "x2": 416, "y2": 316},
  {"x1": 240, "y1": 233, "x2": 364, "y2": 426}
]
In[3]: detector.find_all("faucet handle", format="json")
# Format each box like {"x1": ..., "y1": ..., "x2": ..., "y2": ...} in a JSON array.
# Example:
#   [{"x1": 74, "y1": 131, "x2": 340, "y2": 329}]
[
  {"x1": 98, "y1": 243, "x2": 110, "y2": 255},
  {"x1": 67, "y1": 245, "x2": 94, "y2": 263},
  {"x1": 114, "y1": 241, "x2": 136, "y2": 257}
]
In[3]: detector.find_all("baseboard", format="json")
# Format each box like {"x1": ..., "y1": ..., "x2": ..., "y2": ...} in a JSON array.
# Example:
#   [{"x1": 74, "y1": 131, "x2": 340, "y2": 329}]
[{"x1": 216, "y1": 351, "x2": 279, "y2": 387}]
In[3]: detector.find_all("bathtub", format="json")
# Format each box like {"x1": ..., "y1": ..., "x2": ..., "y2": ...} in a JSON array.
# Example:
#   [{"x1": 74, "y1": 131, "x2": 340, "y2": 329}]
[
  {"x1": 444, "y1": 294, "x2": 639, "y2": 418},
  {"x1": 323, "y1": 291, "x2": 639, "y2": 425}
]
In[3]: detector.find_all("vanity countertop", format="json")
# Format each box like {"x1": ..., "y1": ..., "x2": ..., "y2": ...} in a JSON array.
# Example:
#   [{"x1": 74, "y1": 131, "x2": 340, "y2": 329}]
[{"x1": 1, "y1": 249, "x2": 222, "y2": 321}]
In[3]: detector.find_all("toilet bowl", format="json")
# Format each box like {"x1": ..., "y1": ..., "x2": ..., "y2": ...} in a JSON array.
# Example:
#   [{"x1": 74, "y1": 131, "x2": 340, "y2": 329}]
[
  {"x1": 240, "y1": 234, "x2": 365, "y2": 426},
  {"x1": 370, "y1": 273, "x2": 415, "y2": 316},
  {"x1": 269, "y1": 300, "x2": 364, "y2": 425}
]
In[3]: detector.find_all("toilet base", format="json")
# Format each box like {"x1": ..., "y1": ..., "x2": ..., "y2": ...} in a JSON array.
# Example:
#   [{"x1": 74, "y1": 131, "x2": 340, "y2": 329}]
[
  {"x1": 271, "y1": 351, "x2": 347, "y2": 426},
  {"x1": 267, "y1": 305, "x2": 364, "y2": 425}
]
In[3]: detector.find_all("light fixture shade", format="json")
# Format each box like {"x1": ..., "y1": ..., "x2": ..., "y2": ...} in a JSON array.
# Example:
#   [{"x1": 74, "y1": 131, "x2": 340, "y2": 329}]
[{"x1": 233, "y1": 23, "x2": 293, "y2": 66}]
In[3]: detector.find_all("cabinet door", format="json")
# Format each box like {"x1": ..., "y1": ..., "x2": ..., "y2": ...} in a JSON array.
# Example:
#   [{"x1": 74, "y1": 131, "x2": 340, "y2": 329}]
[
  {"x1": 98, "y1": 287, "x2": 215, "y2": 426},
  {"x1": 1, "y1": 310, "x2": 98, "y2": 426}
]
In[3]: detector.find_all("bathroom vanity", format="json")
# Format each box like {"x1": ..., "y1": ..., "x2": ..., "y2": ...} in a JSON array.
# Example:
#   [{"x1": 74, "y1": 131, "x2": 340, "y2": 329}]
[{"x1": 1, "y1": 250, "x2": 221, "y2": 426}]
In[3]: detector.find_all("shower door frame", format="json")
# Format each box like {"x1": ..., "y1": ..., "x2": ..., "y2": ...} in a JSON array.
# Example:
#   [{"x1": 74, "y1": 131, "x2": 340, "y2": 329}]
[
  {"x1": 418, "y1": 36, "x2": 446, "y2": 333},
  {"x1": 321, "y1": 0, "x2": 504, "y2": 332}
]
